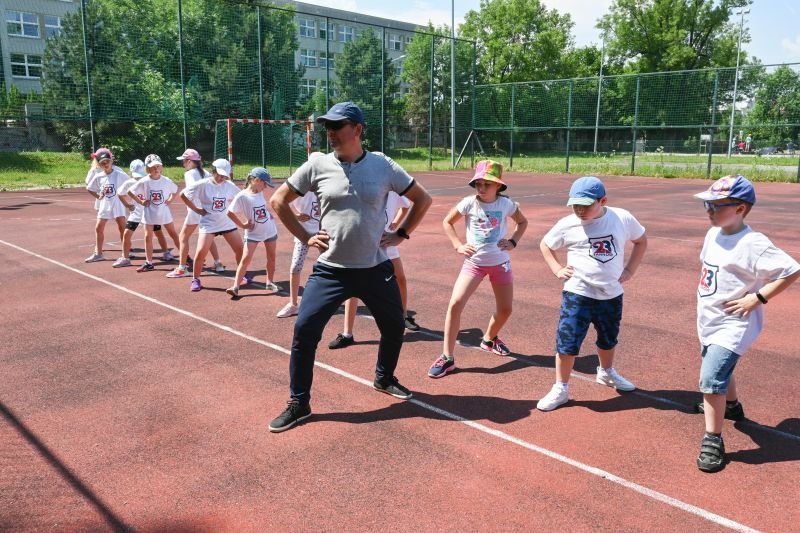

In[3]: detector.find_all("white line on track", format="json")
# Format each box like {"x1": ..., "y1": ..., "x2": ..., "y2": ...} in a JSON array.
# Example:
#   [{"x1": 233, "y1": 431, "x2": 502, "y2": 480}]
[{"x1": 0, "y1": 238, "x2": 764, "y2": 532}]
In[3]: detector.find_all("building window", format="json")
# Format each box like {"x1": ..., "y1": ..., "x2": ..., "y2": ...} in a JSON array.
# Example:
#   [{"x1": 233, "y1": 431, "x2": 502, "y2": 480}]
[
  {"x1": 395, "y1": 62, "x2": 403, "y2": 78},
  {"x1": 320, "y1": 22, "x2": 334, "y2": 41},
  {"x1": 300, "y1": 49, "x2": 317, "y2": 68},
  {"x1": 319, "y1": 52, "x2": 335, "y2": 70},
  {"x1": 44, "y1": 15, "x2": 62, "y2": 38},
  {"x1": 11, "y1": 54, "x2": 43, "y2": 78},
  {"x1": 299, "y1": 79, "x2": 316, "y2": 98},
  {"x1": 389, "y1": 34, "x2": 402, "y2": 51},
  {"x1": 338, "y1": 25, "x2": 354, "y2": 43},
  {"x1": 298, "y1": 18, "x2": 316, "y2": 38},
  {"x1": 7, "y1": 11, "x2": 40, "y2": 38}
]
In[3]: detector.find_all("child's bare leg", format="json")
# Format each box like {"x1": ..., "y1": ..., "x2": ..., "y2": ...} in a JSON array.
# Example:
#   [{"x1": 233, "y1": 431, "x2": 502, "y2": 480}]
[
  {"x1": 144, "y1": 225, "x2": 155, "y2": 263},
  {"x1": 703, "y1": 393, "x2": 727, "y2": 434},
  {"x1": 233, "y1": 241, "x2": 258, "y2": 290},
  {"x1": 94, "y1": 219, "x2": 107, "y2": 254},
  {"x1": 155, "y1": 228, "x2": 168, "y2": 252},
  {"x1": 223, "y1": 231, "x2": 244, "y2": 264},
  {"x1": 264, "y1": 240, "x2": 277, "y2": 283},
  {"x1": 484, "y1": 282, "x2": 513, "y2": 341},
  {"x1": 115, "y1": 217, "x2": 126, "y2": 243},
  {"x1": 121, "y1": 229, "x2": 134, "y2": 258},
  {"x1": 391, "y1": 258, "x2": 408, "y2": 314},
  {"x1": 442, "y1": 274, "x2": 483, "y2": 356},
  {"x1": 164, "y1": 223, "x2": 180, "y2": 250},
  {"x1": 178, "y1": 223, "x2": 196, "y2": 265},
  {"x1": 342, "y1": 298, "x2": 358, "y2": 336},
  {"x1": 210, "y1": 241, "x2": 220, "y2": 262},
  {"x1": 192, "y1": 234, "x2": 214, "y2": 279},
  {"x1": 289, "y1": 271, "x2": 301, "y2": 305},
  {"x1": 597, "y1": 347, "x2": 616, "y2": 370},
  {"x1": 555, "y1": 353, "x2": 577, "y2": 384}
]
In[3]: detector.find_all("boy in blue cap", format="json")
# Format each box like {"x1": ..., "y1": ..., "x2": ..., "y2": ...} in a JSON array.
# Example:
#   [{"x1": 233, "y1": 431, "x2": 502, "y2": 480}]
[
  {"x1": 693, "y1": 175, "x2": 800, "y2": 472},
  {"x1": 537, "y1": 176, "x2": 648, "y2": 412}
]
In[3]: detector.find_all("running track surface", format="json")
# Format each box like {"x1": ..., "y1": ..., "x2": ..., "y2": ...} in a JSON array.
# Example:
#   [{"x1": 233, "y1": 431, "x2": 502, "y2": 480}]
[{"x1": 1, "y1": 172, "x2": 798, "y2": 532}]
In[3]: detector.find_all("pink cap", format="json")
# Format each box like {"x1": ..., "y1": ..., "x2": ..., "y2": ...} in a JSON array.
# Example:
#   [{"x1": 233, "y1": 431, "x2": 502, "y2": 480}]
[
  {"x1": 177, "y1": 148, "x2": 201, "y2": 161},
  {"x1": 91, "y1": 147, "x2": 113, "y2": 161}
]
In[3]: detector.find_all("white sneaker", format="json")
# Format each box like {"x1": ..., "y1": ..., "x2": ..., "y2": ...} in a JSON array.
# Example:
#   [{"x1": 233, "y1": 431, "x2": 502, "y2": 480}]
[
  {"x1": 537, "y1": 384, "x2": 569, "y2": 411},
  {"x1": 84, "y1": 252, "x2": 105, "y2": 263},
  {"x1": 265, "y1": 281, "x2": 280, "y2": 292},
  {"x1": 214, "y1": 261, "x2": 226, "y2": 273},
  {"x1": 276, "y1": 302, "x2": 299, "y2": 318},
  {"x1": 162, "y1": 250, "x2": 177, "y2": 261},
  {"x1": 112, "y1": 257, "x2": 132, "y2": 268},
  {"x1": 596, "y1": 366, "x2": 636, "y2": 391}
]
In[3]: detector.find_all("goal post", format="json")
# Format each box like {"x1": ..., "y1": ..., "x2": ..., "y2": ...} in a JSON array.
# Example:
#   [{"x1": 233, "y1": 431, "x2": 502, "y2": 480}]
[{"x1": 213, "y1": 118, "x2": 313, "y2": 178}]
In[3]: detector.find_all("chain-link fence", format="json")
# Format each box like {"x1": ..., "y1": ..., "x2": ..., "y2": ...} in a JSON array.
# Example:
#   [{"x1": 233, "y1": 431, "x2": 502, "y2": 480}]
[
  {"x1": 471, "y1": 63, "x2": 800, "y2": 180},
  {"x1": 0, "y1": 0, "x2": 474, "y2": 177},
  {"x1": 2, "y1": 0, "x2": 799, "y2": 181}
]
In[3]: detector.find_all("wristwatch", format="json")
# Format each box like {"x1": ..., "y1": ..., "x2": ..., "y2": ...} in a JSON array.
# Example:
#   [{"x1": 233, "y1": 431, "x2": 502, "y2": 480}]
[{"x1": 396, "y1": 228, "x2": 410, "y2": 239}]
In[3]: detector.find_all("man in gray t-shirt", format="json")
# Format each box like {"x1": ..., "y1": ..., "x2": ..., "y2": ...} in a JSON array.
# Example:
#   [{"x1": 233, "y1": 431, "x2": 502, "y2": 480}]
[{"x1": 268, "y1": 101, "x2": 432, "y2": 433}]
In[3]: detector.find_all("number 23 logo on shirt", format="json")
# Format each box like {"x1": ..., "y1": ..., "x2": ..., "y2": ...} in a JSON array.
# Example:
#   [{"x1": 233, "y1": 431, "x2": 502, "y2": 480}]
[
  {"x1": 588, "y1": 235, "x2": 618, "y2": 263},
  {"x1": 212, "y1": 197, "x2": 226, "y2": 212},
  {"x1": 698, "y1": 261, "x2": 719, "y2": 297}
]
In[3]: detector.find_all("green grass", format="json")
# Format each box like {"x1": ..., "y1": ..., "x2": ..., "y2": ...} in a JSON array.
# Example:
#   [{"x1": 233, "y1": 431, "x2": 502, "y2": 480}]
[{"x1": 1, "y1": 150, "x2": 798, "y2": 190}]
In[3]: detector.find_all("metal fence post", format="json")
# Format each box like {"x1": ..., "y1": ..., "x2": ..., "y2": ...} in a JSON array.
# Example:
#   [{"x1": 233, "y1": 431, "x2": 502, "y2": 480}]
[
  {"x1": 470, "y1": 40, "x2": 476, "y2": 169},
  {"x1": 707, "y1": 71, "x2": 719, "y2": 179},
  {"x1": 566, "y1": 80, "x2": 573, "y2": 173},
  {"x1": 509, "y1": 83, "x2": 515, "y2": 169},
  {"x1": 257, "y1": 6, "x2": 265, "y2": 165},
  {"x1": 381, "y1": 27, "x2": 385, "y2": 153},
  {"x1": 631, "y1": 76, "x2": 640, "y2": 174},
  {"x1": 177, "y1": 0, "x2": 188, "y2": 148},
  {"x1": 428, "y1": 35, "x2": 434, "y2": 169},
  {"x1": 79, "y1": 0, "x2": 96, "y2": 151}
]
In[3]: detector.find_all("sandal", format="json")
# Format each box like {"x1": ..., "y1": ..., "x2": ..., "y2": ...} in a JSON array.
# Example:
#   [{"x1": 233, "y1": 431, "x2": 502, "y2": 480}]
[{"x1": 697, "y1": 433, "x2": 726, "y2": 473}]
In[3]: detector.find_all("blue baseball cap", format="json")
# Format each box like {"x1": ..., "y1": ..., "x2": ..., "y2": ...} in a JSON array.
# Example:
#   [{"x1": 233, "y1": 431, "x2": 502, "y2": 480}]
[
  {"x1": 316, "y1": 101, "x2": 365, "y2": 125},
  {"x1": 249, "y1": 167, "x2": 274, "y2": 188},
  {"x1": 694, "y1": 174, "x2": 756, "y2": 205},
  {"x1": 567, "y1": 176, "x2": 606, "y2": 206}
]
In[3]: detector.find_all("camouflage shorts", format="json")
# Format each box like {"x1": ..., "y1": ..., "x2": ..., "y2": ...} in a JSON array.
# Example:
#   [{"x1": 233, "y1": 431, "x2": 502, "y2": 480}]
[{"x1": 556, "y1": 291, "x2": 623, "y2": 355}]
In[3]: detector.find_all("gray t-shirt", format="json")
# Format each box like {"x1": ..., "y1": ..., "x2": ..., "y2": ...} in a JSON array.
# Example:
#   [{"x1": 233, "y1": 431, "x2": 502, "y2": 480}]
[{"x1": 287, "y1": 151, "x2": 414, "y2": 268}]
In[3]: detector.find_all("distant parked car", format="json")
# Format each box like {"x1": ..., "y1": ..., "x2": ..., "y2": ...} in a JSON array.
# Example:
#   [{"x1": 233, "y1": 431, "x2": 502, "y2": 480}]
[{"x1": 757, "y1": 146, "x2": 780, "y2": 156}]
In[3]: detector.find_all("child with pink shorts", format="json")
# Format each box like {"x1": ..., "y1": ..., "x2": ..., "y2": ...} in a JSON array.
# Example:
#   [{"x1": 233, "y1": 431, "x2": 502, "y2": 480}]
[{"x1": 428, "y1": 160, "x2": 528, "y2": 378}]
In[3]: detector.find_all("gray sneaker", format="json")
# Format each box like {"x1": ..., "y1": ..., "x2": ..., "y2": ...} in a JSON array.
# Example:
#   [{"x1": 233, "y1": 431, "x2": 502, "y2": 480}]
[
  {"x1": 112, "y1": 257, "x2": 132, "y2": 268},
  {"x1": 373, "y1": 376, "x2": 412, "y2": 400},
  {"x1": 84, "y1": 252, "x2": 105, "y2": 263}
]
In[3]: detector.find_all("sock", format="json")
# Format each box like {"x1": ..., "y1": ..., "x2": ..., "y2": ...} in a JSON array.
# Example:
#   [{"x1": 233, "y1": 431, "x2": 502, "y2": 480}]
[
  {"x1": 726, "y1": 400, "x2": 739, "y2": 406},
  {"x1": 556, "y1": 382, "x2": 569, "y2": 391},
  {"x1": 342, "y1": 333, "x2": 353, "y2": 339},
  {"x1": 442, "y1": 354, "x2": 453, "y2": 361},
  {"x1": 704, "y1": 431, "x2": 722, "y2": 438}
]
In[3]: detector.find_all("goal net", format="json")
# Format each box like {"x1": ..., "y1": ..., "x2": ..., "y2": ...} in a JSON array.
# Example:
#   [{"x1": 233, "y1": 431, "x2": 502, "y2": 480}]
[{"x1": 213, "y1": 119, "x2": 313, "y2": 178}]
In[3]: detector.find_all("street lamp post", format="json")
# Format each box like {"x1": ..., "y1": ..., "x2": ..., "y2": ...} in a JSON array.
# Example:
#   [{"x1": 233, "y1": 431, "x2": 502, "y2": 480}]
[
  {"x1": 451, "y1": 0, "x2": 456, "y2": 168},
  {"x1": 593, "y1": 36, "x2": 606, "y2": 154},
  {"x1": 727, "y1": 8, "x2": 750, "y2": 157}
]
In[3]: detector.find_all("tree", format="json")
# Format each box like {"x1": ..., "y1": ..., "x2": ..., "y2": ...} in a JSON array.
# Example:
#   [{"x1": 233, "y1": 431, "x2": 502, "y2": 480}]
[
  {"x1": 459, "y1": 0, "x2": 575, "y2": 84},
  {"x1": 42, "y1": 0, "x2": 301, "y2": 158},
  {"x1": 598, "y1": 0, "x2": 751, "y2": 73},
  {"x1": 746, "y1": 66, "x2": 800, "y2": 147},
  {"x1": 334, "y1": 28, "x2": 399, "y2": 150}
]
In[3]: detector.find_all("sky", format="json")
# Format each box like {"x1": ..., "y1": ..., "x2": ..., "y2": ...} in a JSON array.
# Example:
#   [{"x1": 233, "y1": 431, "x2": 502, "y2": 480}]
[{"x1": 297, "y1": 0, "x2": 800, "y2": 67}]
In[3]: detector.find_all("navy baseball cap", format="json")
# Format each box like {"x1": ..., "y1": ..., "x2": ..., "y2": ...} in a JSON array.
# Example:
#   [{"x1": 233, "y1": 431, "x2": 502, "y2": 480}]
[
  {"x1": 316, "y1": 101, "x2": 365, "y2": 125},
  {"x1": 249, "y1": 167, "x2": 274, "y2": 188},
  {"x1": 694, "y1": 174, "x2": 756, "y2": 205},
  {"x1": 567, "y1": 176, "x2": 606, "y2": 206}
]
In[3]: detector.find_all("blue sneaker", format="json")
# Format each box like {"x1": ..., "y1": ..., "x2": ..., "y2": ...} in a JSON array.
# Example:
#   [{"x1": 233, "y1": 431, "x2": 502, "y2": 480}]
[{"x1": 428, "y1": 354, "x2": 455, "y2": 378}]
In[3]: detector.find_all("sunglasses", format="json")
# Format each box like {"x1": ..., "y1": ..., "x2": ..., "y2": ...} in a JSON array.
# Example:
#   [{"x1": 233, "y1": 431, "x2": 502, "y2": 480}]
[
  {"x1": 703, "y1": 201, "x2": 741, "y2": 212},
  {"x1": 324, "y1": 121, "x2": 353, "y2": 131}
]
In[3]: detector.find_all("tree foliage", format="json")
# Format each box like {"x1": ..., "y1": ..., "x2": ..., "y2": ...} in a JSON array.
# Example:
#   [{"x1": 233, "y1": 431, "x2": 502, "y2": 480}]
[{"x1": 746, "y1": 66, "x2": 800, "y2": 147}]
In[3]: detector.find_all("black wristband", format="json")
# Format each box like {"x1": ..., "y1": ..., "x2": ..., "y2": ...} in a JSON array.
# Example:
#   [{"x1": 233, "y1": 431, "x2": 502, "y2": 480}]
[
  {"x1": 755, "y1": 291, "x2": 768, "y2": 304},
  {"x1": 508, "y1": 238, "x2": 517, "y2": 248},
  {"x1": 396, "y1": 227, "x2": 410, "y2": 240}
]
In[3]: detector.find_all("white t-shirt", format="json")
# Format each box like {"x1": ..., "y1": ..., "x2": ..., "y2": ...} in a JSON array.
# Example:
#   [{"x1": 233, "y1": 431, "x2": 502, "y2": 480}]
[
  {"x1": 697, "y1": 225, "x2": 800, "y2": 354},
  {"x1": 229, "y1": 189, "x2": 278, "y2": 242},
  {"x1": 289, "y1": 191, "x2": 321, "y2": 235},
  {"x1": 543, "y1": 206, "x2": 646, "y2": 300},
  {"x1": 183, "y1": 177, "x2": 240, "y2": 234},
  {"x1": 86, "y1": 168, "x2": 130, "y2": 220},
  {"x1": 384, "y1": 191, "x2": 411, "y2": 259},
  {"x1": 118, "y1": 178, "x2": 144, "y2": 223},
  {"x1": 131, "y1": 176, "x2": 179, "y2": 225},
  {"x1": 183, "y1": 168, "x2": 211, "y2": 224},
  {"x1": 456, "y1": 195, "x2": 518, "y2": 267}
]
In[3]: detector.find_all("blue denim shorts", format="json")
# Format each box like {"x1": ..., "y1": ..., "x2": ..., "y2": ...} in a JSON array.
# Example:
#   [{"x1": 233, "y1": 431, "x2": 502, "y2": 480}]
[
  {"x1": 699, "y1": 344, "x2": 740, "y2": 394},
  {"x1": 555, "y1": 291, "x2": 623, "y2": 356}
]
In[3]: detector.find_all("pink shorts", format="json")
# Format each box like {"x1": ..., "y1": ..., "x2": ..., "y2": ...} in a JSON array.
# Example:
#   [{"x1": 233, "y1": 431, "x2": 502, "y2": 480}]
[{"x1": 460, "y1": 260, "x2": 513, "y2": 285}]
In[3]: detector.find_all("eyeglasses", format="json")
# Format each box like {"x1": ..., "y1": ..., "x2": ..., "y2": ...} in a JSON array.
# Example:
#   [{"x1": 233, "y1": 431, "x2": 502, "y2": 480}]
[
  {"x1": 324, "y1": 121, "x2": 353, "y2": 131},
  {"x1": 703, "y1": 201, "x2": 741, "y2": 212}
]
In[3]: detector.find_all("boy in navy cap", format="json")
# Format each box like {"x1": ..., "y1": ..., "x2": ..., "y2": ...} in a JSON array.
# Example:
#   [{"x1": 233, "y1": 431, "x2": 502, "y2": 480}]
[
  {"x1": 693, "y1": 175, "x2": 799, "y2": 472},
  {"x1": 537, "y1": 176, "x2": 648, "y2": 412}
]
